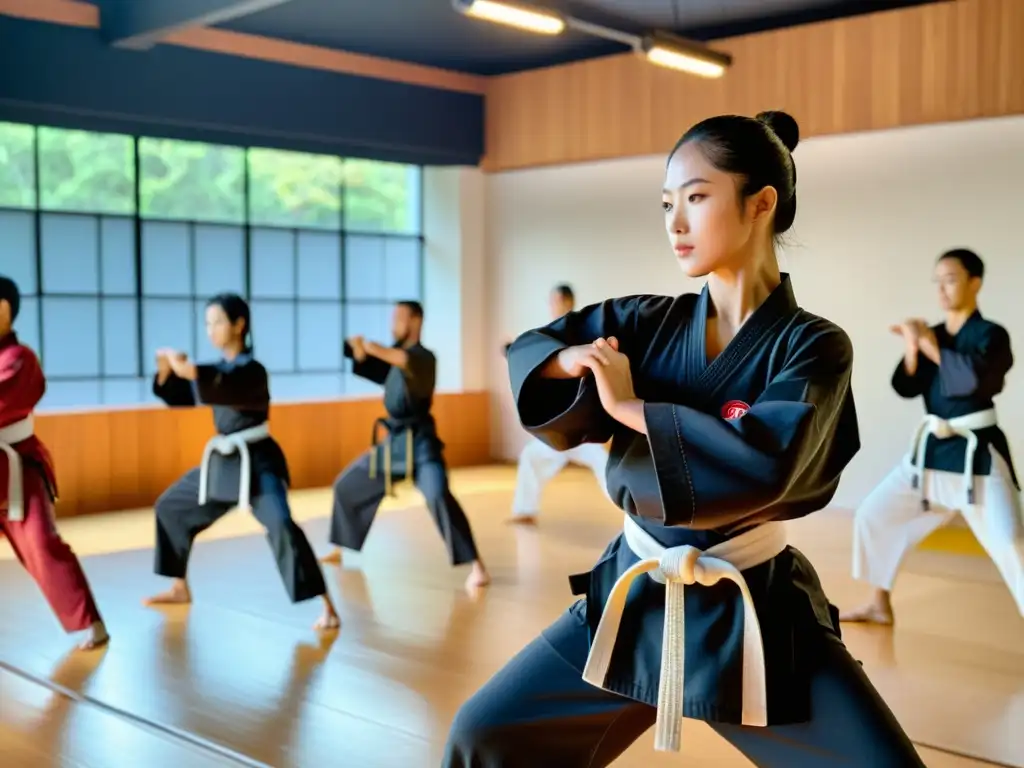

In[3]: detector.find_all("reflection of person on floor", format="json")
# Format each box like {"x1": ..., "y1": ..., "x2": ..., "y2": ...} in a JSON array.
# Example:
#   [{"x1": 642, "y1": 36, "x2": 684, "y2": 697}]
[
  {"x1": 0, "y1": 276, "x2": 109, "y2": 651},
  {"x1": 842, "y1": 249, "x2": 1024, "y2": 626},
  {"x1": 322, "y1": 300, "x2": 490, "y2": 592},
  {"x1": 143, "y1": 293, "x2": 339, "y2": 632},
  {"x1": 505, "y1": 284, "x2": 611, "y2": 525}
]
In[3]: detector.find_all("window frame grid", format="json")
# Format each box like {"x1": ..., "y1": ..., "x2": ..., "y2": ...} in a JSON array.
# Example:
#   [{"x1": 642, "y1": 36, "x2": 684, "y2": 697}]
[{"x1": 0, "y1": 125, "x2": 424, "y2": 404}]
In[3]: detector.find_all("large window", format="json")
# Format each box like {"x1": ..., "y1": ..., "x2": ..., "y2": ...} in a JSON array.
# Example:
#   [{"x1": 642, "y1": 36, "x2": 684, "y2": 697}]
[{"x1": 0, "y1": 122, "x2": 423, "y2": 409}]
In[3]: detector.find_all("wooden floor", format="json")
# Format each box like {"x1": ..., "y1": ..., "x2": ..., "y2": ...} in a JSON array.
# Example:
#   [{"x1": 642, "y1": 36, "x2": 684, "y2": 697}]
[{"x1": 1, "y1": 466, "x2": 1022, "y2": 768}]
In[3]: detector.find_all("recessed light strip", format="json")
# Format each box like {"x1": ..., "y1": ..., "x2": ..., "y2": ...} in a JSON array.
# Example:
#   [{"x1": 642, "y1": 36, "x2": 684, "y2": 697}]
[
  {"x1": 453, "y1": 0, "x2": 564, "y2": 36},
  {"x1": 452, "y1": 0, "x2": 732, "y2": 78}
]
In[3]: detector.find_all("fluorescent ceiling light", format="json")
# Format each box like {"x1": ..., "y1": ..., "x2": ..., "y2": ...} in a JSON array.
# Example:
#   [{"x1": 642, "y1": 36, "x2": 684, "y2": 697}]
[
  {"x1": 640, "y1": 34, "x2": 732, "y2": 79},
  {"x1": 451, "y1": 2, "x2": 733, "y2": 78},
  {"x1": 454, "y1": 0, "x2": 565, "y2": 36}
]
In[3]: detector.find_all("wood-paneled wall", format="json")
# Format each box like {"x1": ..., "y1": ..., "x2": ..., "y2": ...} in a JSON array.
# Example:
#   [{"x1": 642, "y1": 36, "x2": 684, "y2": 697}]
[
  {"x1": 34, "y1": 392, "x2": 491, "y2": 517},
  {"x1": 482, "y1": 0, "x2": 1024, "y2": 171}
]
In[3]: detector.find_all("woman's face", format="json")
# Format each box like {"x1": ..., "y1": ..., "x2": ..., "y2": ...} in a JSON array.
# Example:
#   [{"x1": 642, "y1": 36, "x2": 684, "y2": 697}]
[
  {"x1": 662, "y1": 142, "x2": 775, "y2": 278},
  {"x1": 205, "y1": 303, "x2": 242, "y2": 350}
]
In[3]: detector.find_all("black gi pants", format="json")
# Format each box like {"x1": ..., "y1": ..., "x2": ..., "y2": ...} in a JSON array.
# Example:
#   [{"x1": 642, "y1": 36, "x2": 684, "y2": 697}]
[
  {"x1": 443, "y1": 604, "x2": 926, "y2": 767},
  {"x1": 329, "y1": 450, "x2": 480, "y2": 565},
  {"x1": 153, "y1": 468, "x2": 327, "y2": 603}
]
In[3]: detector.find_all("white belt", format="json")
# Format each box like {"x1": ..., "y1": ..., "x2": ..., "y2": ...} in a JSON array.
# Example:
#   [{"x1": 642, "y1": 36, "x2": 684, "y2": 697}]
[
  {"x1": 0, "y1": 416, "x2": 34, "y2": 523},
  {"x1": 197, "y1": 423, "x2": 270, "y2": 511},
  {"x1": 909, "y1": 408, "x2": 996, "y2": 509},
  {"x1": 582, "y1": 515, "x2": 787, "y2": 752}
]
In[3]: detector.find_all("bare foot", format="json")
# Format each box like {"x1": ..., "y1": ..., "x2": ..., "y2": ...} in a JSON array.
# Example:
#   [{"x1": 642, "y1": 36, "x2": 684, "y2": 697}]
[
  {"x1": 319, "y1": 549, "x2": 343, "y2": 566},
  {"x1": 313, "y1": 595, "x2": 341, "y2": 632},
  {"x1": 314, "y1": 613, "x2": 341, "y2": 631},
  {"x1": 143, "y1": 580, "x2": 192, "y2": 606},
  {"x1": 465, "y1": 561, "x2": 491, "y2": 593},
  {"x1": 839, "y1": 601, "x2": 894, "y2": 625},
  {"x1": 78, "y1": 621, "x2": 110, "y2": 651},
  {"x1": 506, "y1": 514, "x2": 538, "y2": 526}
]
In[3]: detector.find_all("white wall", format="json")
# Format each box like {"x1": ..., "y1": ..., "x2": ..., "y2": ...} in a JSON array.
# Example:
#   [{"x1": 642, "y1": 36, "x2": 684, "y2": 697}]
[
  {"x1": 485, "y1": 115, "x2": 1024, "y2": 509},
  {"x1": 422, "y1": 166, "x2": 488, "y2": 393}
]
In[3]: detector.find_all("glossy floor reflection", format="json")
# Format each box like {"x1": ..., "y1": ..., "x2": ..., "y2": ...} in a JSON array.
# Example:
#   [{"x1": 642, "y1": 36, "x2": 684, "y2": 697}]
[{"x1": 1, "y1": 466, "x2": 1021, "y2": 767}]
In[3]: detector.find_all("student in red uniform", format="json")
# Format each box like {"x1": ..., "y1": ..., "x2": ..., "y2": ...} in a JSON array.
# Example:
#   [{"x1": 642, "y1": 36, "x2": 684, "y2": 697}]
[{"x1": 0, "y1": 276, "x2": 109, "y2": 651}]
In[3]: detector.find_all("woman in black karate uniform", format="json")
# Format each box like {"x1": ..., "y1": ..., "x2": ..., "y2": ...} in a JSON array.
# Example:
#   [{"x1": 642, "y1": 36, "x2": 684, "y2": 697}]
[
  {"x1": 144, "y1": 293, "x2": 340, "y2": 632},
  {"x1": 443, "y1": 112, "x2": 925, "y2": 766}
]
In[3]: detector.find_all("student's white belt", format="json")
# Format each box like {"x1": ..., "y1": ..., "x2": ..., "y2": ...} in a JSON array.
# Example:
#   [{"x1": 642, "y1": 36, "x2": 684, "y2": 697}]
[
  {"x1": 908, "y1": 408, "x2": 997, "y2": 509},
  {"x1": 582, "y1": 514, "x2": 788, "y2": 753},
  {"x1": 197, "y1": 423, "x2": 270, "y2": 511},
  {"x1": 0, "y1": 416, "x2": 34, "y2": 523}
]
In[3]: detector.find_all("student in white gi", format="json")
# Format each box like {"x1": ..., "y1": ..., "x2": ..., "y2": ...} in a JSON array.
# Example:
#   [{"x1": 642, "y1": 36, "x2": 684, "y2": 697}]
[
  {"x1": 505, "y1": 285, "x2": 610, "y2": 525},
  {"x1": 842, "y1": 249, "x2": 1023, "y2": 625}
]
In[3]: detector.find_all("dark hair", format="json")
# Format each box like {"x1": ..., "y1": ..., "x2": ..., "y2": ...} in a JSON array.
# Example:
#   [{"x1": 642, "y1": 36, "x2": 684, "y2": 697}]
[
  {"x1": 552, "y1": 283, "x2": 574, "y2": 302},
  {"x1": 206, "y1": 292, "x2": 253, "y2": 352},
  {"x1": 396, "y1": 300, "x2": 424, "y2": 320},
  {"x1": 671, "y1": 110, "x2": 800, "y2": 237},
  {"x1": 938, "y1": 248, "x2": 984, "y2": 280},
  {"x1": 0, "y1": 275, "x2": 20, "y2": 322}
]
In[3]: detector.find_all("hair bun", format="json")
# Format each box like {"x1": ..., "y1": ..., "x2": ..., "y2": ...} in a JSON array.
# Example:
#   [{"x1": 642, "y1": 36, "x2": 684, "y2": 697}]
[{"x1": 756, "y1": 110, "x2": 799, "y2": 152}]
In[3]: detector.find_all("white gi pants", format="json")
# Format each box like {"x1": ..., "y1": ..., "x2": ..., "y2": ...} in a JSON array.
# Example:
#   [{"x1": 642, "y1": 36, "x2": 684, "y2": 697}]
[
  {"x1": 851, "y1": 449, "x2": 1024, "y2": 616},
  {"x1": 511, "y1": 438, "x2": 610, "y2": 517}
]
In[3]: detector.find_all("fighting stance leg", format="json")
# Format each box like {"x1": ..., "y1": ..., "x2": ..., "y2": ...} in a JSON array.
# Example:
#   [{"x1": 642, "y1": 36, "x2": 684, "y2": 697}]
[
  {"x1": 146, "y1": 468, "x2": 232, "y2": 605},
  {"x1": 565, "y1": 442, "x2": 612, "y2": 502},
  {"x1": 415, "y1": 460, "x2": 490, "y2": 589},
  {"x1": 249, "y1": 473, "x2": 339, "y2": 630},
  {"x1": 960, "y1": 451, "x2": 1024, "y2": 616},
  {"x1": 444, "y1": 607, "x2": 652, "y2": 768},
  {"x1": 443, "y1": 605, "x2": 925, "y2": 768},
  {"x1": 323, "y1": 450, "x2": 387, "y2": 564},
  {"x1": 2, "y1": 470, "x2": 108, "y2": 650},
  {"x1": 509, "y1": 438, "x2": 568, "y2": 523},
  {"x1": 710, "y1": 633, "x2": 924, "y2": 767},
  {"x1": 842, "y1": 459, "x2": 955, "y2": 625}
]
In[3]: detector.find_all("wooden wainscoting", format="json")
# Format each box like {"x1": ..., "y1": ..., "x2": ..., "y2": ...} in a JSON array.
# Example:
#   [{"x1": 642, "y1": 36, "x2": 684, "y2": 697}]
[{"x1": 34, "y1": 392, "x2": 492, "y2": 518}]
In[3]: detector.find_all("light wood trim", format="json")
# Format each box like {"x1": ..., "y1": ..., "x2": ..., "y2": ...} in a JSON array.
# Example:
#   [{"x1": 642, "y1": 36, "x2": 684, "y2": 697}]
[
  {"x1": 34, "y1": 392, "x2": 492, "y2": 517},
  {"x1": 0, "y1": 0, "x2": 486, "y2": 94},
  {"x1": 481, "y1": 0, "x2": 1024, "y2": 171},
  {"x1": 0, "y1": 0, "x2": 96, "y2": 26},
  {"x1": 162, "y1": 26, "x2": 486, "y2": 94}
]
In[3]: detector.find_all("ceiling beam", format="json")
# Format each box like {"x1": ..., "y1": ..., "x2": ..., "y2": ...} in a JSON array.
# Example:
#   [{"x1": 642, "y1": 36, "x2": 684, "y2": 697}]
[{"x1": 99, "y1": 0, "x2": 296, "y2": 50}]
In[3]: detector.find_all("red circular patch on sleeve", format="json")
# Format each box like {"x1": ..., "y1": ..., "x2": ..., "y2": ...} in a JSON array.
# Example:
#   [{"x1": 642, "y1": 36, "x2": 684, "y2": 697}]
[{"x1": 721, "y1": 400, "x2": 750, "y2": 420}]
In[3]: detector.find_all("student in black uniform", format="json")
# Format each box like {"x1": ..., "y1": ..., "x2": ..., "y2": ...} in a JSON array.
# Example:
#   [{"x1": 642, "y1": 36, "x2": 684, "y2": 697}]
[
  {"x1": 443, "y1": 111, "x2": 925, "y2": 767},
  {"x1": 143, "y1": 293, "x2": 340, "y2": 632},
  {"x1": 321, "y1": 300, "x2": 491, "y2": 592},
  {"x1": 842, "y1": 249, "x2": 1023, "y2": 625}
]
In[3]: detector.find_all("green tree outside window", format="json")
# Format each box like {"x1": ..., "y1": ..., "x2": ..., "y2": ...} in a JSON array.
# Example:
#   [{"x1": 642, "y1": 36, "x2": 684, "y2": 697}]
[{"x1": 0, "y1": 122, "x2": 35, "y2": 209}]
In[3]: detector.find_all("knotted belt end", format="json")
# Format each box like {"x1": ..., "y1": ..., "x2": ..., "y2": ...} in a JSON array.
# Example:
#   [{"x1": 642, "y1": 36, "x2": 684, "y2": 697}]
[
  {"x1": 585, "y1": 517, "x2": 783, "y2": 756},
  {"x1": 196, "y1": 425, "x2": 267, "y2": 511},
  {"x1": 910, "y1": 411, "x2": 993, "y2": 516},
  {"x1": 368, "y1": 420, "x2": 414, "y2": 497}
]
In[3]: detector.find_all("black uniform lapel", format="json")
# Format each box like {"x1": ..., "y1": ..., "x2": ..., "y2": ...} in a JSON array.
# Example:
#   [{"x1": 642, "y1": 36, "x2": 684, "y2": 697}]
[
  {"x1": 687, "y1": 286, "x2": 711, "y2": 382},
  {"x1": 956, "y1": 310, "x2": 984, "y2": 350},
  {"x1": 696, "y1": 274, "x2": 799, "y2": 396}
]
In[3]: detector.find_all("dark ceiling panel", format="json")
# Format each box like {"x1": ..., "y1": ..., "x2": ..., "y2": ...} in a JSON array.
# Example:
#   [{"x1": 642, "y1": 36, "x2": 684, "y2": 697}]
[
  {"x1": 95, "y1": 0, "x2": 296, "y2": 50},
  {"x1": 0, "y1": 15, "x2": 484, "y2": 166},
  {"x1": 215, "y1": 0, "x2": 949, "y2": 75},
  {"x1": 567, "y1": 0, "x2": 851, "y2": 29},
  {"x1": 216, "y1": 0, "x2": 622, "y2": 75}
]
